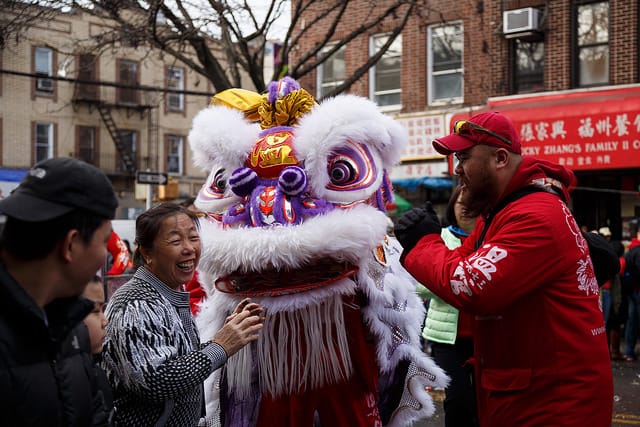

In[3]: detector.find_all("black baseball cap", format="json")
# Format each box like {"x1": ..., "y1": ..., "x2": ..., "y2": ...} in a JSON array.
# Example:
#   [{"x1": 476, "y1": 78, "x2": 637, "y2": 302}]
[{"x1": 0, "y1": 157, "x2": 118, "y2": 221}]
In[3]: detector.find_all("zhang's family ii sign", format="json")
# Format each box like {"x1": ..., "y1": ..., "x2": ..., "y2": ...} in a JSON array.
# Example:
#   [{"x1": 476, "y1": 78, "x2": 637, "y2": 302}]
[
  {"x1": 452, "y1": 85, "x2": 640, "y2": 171},
  {"x1": 517, "y1": 112, "x2": 640, "y2": 170}
]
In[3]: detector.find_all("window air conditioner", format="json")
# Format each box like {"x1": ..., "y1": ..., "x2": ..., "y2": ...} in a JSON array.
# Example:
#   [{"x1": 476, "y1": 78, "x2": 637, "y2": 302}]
[
  {"x1": 503, "y1": 7, "x2": 541, "y2": 34},
  {"x1": 36, "y1": 77, "x2": 54, "y2": 92}
]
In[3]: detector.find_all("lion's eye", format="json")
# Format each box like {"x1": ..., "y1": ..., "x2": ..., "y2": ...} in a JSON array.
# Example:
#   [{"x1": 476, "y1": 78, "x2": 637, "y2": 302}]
[
  {"x1": 210, "y1": 169, "x2": 227, "y2": 193},
  {"x1": 329, "y1": 158, "x2": 358, "y2": 185},
  {"x1": 325, "y1": 142, "x2": 378, "y2": 195}
]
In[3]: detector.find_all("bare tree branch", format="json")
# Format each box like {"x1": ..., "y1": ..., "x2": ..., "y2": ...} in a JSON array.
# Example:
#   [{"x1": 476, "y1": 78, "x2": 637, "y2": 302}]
[
  {"x1": 0, "y1": 1, "x2": 61, "y2": 49},
  {"x1": 2, "y1": 0, "x2": 431, "y2": 97},
  {"x1": 323, "y1": 3, "x2": 413, "y2": 98}
]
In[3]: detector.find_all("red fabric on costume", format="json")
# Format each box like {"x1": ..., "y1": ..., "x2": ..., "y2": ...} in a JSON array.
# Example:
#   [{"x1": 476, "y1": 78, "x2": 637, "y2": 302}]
[
  {"x1": 106, "y1": 231, "x2": 132, "y2": 276},
  {"x1": 256, "y1": 294, "x2": 381, "y2": 427},
  {"x1": 185, "y1": 271, "x2": 206, "y2": 315}
]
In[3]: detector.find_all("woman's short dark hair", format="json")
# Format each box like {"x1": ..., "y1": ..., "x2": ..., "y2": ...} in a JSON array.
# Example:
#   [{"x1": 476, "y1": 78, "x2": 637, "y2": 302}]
[
  {"x1": 178, "y1": 197, "x2": 196, "y2": 208},
  {"x1": 444, "y1": 185, "x2": 464, "y2": 228},
  {"x1": 133, "y1": 202, "x2": 200, "y2": 268},
  {"x1": 0, "y1": 209, "x2": 108, "y2": 261}
]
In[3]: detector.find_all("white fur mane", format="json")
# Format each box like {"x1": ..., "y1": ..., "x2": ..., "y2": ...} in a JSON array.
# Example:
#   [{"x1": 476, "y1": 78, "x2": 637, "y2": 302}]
[{"x1": 198, "y1": 204, "x2": 389, "y2": 281}]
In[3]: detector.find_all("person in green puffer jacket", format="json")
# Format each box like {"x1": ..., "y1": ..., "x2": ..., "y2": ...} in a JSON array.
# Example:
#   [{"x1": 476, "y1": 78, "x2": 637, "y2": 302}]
[{"x1": 417, "y1": 185, "x2": 478, "y2": 427}]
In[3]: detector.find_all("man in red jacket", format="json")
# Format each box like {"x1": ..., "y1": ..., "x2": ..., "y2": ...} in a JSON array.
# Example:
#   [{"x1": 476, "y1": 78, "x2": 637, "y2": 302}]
[{"x1": 395, "y1": 112, "x2": 613, "y2": 427}]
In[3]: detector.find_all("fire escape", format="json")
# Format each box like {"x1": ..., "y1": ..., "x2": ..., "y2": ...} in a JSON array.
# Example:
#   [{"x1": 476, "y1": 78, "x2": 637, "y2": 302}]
[
  {"x1": 71, "y1": 58, "x2": 158, "y2": 182},
  {"x1": 96, "y1": 103, "x2": 137, "y2": 174}
]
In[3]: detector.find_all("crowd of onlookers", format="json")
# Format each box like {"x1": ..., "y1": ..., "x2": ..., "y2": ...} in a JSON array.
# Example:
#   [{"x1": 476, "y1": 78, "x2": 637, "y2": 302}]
[
  {"x1": 0, "y1": 158, "x2": 263, "y2": 426},
  {"x1": 590, "y1": 225, "x2": 640, "y2": 363},
  {"x1": 1, "y1": 108, "x2": 636, "y2": 427}
]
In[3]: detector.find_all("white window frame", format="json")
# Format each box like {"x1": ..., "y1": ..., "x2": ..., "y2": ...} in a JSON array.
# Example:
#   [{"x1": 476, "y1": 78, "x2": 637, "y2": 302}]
[
  {"x1": 576, "y1": 1, "x2": 609, "y2": 87},
  {"x1": 167, "y1": 66, "x2": 185, "y2": 111},
  {"x1": 512, "y1": 39, "x2": 545, "y2": 94},
  {"x1": 427, "y1": 22, "x2": 464, "y2": 105},
  {"x1": 316, "y1": 44, "x2": 345, "y2": 99},
  {"x1": 35, "y1": 122, "x2": 54, "y2": 162},
  {"x1": 118, "y1": 60, "x2": 139, "y2": 104},
  {"x1": 369, "y1": 33, "x2": 402, "y2": 112},
  {"x1": 166, "y1": 135, "x2": 184, "y2": 175},
  {"x1": 35, "y1": 47, "x2": 53, "y2": 93},
  {"x1": 78, "y1": 126, "x2": 97, "y2": 165}
]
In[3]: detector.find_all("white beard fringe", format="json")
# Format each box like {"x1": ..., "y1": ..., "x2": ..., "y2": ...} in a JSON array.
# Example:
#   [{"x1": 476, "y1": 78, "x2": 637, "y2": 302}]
[
  {"x1": 260, "y1": 291, "x2": 352, "y2": 397},
  {"x1": 224, "y1": 281, "x2": 356, "y2": 399}
]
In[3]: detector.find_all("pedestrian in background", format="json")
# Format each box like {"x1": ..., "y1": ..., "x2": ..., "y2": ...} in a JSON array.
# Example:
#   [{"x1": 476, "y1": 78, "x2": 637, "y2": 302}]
[
  {"x1": 395, "y1": 112, "x2": 613, "y2": 427},
  {"x1": 597, "y1": 227, "x2": 626, "y2": 360},
  {"x1": 105, "y1": 230, "x2": 133, "y2": 276},
  {"x1": 82, "y1": 272, "x2": 109, "y2": 352},
  {"x1": 0, "y1": 157, "x2": 118, "y2": 425},
  {"x1": 417, "y1": 185, "x2": 478, "y2": 427},
  {"x1": 101, "y1": 202, "x2": 264, "y2": 426},
  {"x1": 81, "y1": 272, "x2": 115, "y2": 424},
  {"x1": 622, "y1": 229, "x2": 640, "y2": 362}
]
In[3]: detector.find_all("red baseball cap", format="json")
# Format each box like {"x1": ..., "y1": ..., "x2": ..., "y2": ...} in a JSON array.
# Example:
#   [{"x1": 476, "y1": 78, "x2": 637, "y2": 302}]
[{"x1": 433, "y1": 111, "x2": 522, "y2": 155}]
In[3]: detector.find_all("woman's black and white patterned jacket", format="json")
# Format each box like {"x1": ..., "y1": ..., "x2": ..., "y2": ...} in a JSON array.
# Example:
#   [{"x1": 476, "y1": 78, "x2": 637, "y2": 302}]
[{"x1": 102, "y1": 267, "x2": 227, "y2": 426}]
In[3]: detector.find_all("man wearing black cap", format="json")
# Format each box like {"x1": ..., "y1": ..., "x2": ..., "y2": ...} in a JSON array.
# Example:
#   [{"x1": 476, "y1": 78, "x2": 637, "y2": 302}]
[
  {"x1": 0, "y1": 157, "x2": 118, "y2": 425},
  {"x1": 395, "y1": 112, "x2": 613, "y2": 427}
]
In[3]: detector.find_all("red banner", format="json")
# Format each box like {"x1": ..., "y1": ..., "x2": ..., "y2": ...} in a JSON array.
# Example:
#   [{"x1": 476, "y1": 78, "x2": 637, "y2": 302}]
[{"x1": 450, "y1": 85, "x2": 640, "y2": 171}]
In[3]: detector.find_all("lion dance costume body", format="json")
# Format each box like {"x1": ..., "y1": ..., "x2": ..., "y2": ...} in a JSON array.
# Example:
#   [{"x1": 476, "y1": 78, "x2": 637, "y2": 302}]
[{"x1": 189, "y1": 77, "x2": 447, "y2": 427}]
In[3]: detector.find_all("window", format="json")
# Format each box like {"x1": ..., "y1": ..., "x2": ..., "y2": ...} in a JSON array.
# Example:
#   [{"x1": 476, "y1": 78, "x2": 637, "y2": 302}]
[
  {"x1": 166, "y1": 135, "x2": 184, "y2": 175},
  {"x1": 428, "y1": 23, "x2": 463, "y2": 104},
  {"x1": 34, "y1": 122, "x2": 54, "y2": 162},
  {"x1": 117, "y1": 60, "x2": 139, "y2": 104},
  {"x1": 118, "y1": 130, "x2": 137, "y2": 173},
  {"x1": 370, "y1": 34, "x2": 402, "y2": 110},
  {"x1": 575, "y1": 1, "x2": 609, "y2": 86},
  {"x1": 512, "y1": 39, "x2": 544, "y2": 93},
  {"x1": 76, "y1": 55, "x2": 98, "y2": 100},
  {"x1": 166, "y1": 66, "x2": 184, "y2": 112},
  {"x1": 317, "y1": 44, "x2": 345, "y2": 98},
  {"x1": 77, "y1": 126, "x2": 97, "y2": 165},
  {"x1": 34, "y1": 47, "x2": 54, "y2": 94}
]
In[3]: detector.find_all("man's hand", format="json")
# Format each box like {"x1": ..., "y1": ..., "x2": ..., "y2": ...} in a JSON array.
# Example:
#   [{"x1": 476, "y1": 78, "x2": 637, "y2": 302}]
[{"x1": 394, "y1": 202, "x2": 441, "y2": 257}]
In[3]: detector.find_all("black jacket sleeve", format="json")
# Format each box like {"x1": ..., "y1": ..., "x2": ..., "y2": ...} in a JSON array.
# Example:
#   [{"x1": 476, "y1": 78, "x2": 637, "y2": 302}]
[{"x1": 581, "y1": 231, "x2": 620, "y2": 286}]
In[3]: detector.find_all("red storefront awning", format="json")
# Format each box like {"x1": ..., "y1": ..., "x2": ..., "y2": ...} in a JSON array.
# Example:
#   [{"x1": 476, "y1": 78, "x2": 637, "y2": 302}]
[{"x1": 449, "y1": 85, "x2": 640, "y2": 171}]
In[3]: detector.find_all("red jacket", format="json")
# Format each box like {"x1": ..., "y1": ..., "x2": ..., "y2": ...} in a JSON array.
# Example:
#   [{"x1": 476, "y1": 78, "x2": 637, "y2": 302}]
[
  {"x1": 404, "y1": 158, "x2": 613, "y2": 427},
  {"x1": 106, "y1": 231, "x2": 133, "y2": 276},
  {"x1": 185, "y1": 271, "x2": 206, "y2": 315}
]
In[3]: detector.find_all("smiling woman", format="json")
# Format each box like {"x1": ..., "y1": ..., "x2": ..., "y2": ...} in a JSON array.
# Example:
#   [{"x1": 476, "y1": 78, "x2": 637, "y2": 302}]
[
  {"x1": 135, "y1": 204, "x2": 202, "y2": 289},
  {"x1": 101, "y1": 202, "x2": 265, "y2": 427}
]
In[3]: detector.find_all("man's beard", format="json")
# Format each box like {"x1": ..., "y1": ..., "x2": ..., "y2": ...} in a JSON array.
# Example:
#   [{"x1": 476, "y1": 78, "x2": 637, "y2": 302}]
[{"x1": 459, "y1": 170, "x2": 497, "y2": 218}]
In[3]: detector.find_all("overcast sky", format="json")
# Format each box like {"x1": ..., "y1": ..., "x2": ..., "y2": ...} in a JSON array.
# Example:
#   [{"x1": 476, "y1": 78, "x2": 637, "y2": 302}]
[{"x1": 246, "y1": 1, "x2": 290, "y2": 40}]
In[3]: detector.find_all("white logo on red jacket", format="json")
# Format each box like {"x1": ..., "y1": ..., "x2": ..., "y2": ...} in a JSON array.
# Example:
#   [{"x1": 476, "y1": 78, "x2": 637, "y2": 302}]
[
  {"x1": 562, "y1": 202, "x2": 599, "y2": 296},
  {"x1": 451, "y1": 245, "x2": 507, "y2": 296}
]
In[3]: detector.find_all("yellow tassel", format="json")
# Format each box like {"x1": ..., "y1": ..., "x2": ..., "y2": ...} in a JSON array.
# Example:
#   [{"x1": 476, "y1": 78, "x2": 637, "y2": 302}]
[
  {"x1": 211, "y1": 85, "x2": 316, "y2": 129},
  {"x1": 211, "y1": 88, "x2": 265, "y2": 122},
  {"x1": 258, "y1": 88, "x2": 315, "y2": 129}
]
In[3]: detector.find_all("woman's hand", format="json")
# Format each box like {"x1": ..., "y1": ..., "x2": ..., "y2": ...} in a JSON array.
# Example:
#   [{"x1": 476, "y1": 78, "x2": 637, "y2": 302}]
[{"x1": 213, "y1": 299, "x2": 264, "y2": 356}]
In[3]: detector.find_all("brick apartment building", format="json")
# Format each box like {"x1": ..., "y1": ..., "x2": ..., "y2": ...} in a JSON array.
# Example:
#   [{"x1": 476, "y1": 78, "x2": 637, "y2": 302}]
[
  {"x1": 0, "y1": 7, "x2": 239, "y2": 218},
  {"x1": 291, "y1": 0, "x2": 640, "y2": 239}
]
